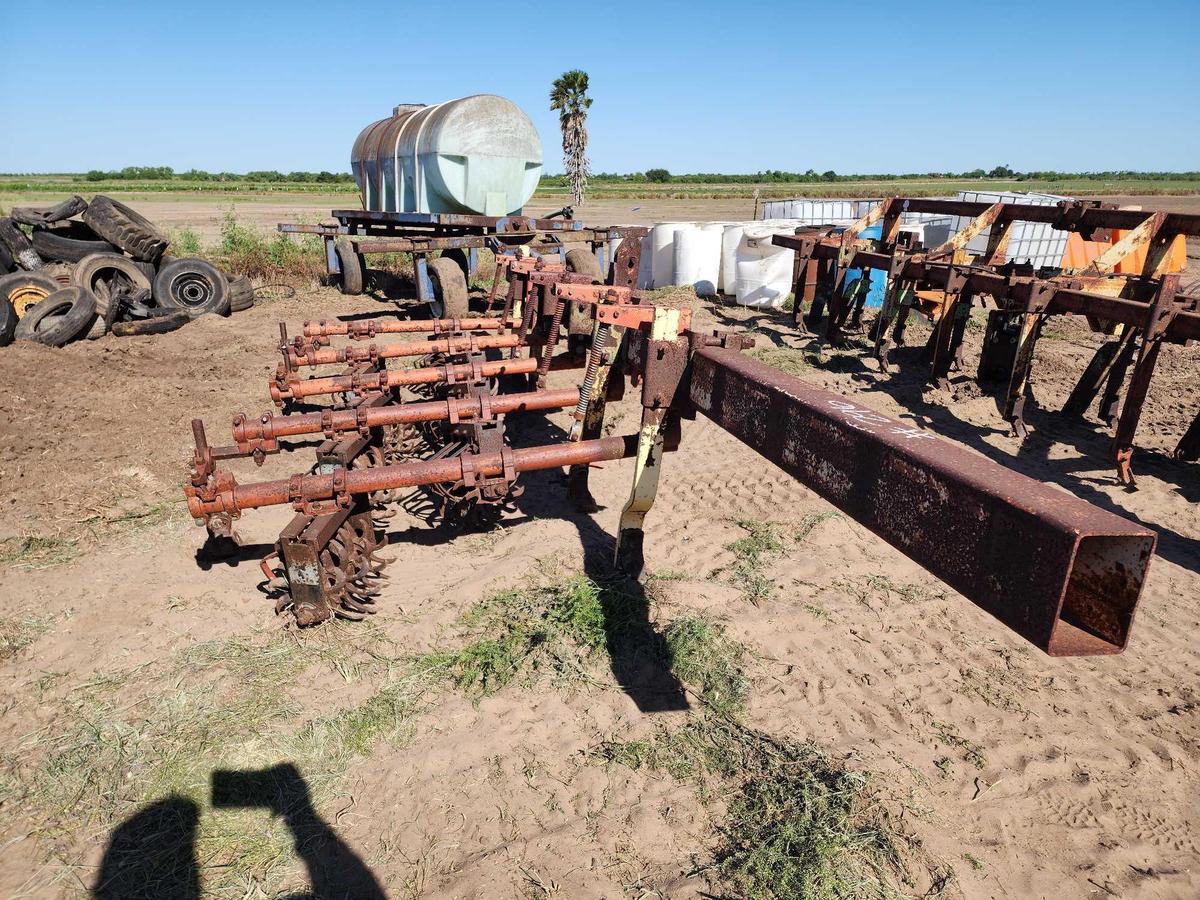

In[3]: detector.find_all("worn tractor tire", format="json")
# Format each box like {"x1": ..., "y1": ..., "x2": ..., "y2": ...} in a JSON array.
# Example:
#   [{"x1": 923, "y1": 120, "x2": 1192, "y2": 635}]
[
  {"x1": 564, "y1": 248, "x2": 602, "y2": 279},
  {"x1": 0, "y1": 271, "x2": 62, "y2": 320},
  {"x1": 14, "y1": 286, "x2": 97, "y2": 346},
  {"x1": 153, "y1": 257, "x2": 230, "y2": 317},
  {"x1": 427, "y1": 256, "x2": 469, "y2": 319},
  {"x1": 11, "y1": 195, "x2": 88, "y2": 227},
  {"x1": 31, "y1": 223, "x2": 118, "y2": 263},
  {"x1": 335, "y1": 240, "x2": 364, "y2": 295},
  {"x1": 0, "y1": 217, "x2": 44, "y2": 271},
  {"x1": 228, "y1": 275, "x2": 255, "y2": 313},
  {"x1": 111, "y1": 309, "x2": 191, "y2": 336},
  {"x1": 0, "y1": 238, "x2": 14, "y2": 274},
  {"x1": 564, "y1": 248, "x2": 602, "y2": 337},
  {"x1": 73, "y1": 252, "x2": 153, "y2": 323},
  {"x1": 82, "y1": 195, "x2": 169, "y2": 263},
  {"x1": 0, "y1": 295, "x2": 16, "y2": 346}
]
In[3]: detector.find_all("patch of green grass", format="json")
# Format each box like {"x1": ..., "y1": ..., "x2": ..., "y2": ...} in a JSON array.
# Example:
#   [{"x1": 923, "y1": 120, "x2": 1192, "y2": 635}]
[
  {"x1": 171, "y1": 227, "x2": 202, "y2": 256},
  {"x1": 963, "y1": 851, "x2": 984, "y2": 871},
  {"x1": 0, "y1": 614, "x2": 56, "y2": 661},
  {"x1": 597, "y1": 717, "x2": 915, "y2": 899},
  {"x1": 664, "y1": 616, "x2": 748, "y2": 718},
  {"x1": 426, "y1": 573, "x2": 646, "y2": 698},
  {"x1": 719, "y1": 519, "x2": 786, "y2": 604},
  {"x1": 0, "y1": 534, "x2": 79, "y2": 569},
  {"x1": 795, "y1": 510, "x2": 842, "y2": 542},
  {"x1": 214, "y1": 210, "x2": 326, "y2": 280}
]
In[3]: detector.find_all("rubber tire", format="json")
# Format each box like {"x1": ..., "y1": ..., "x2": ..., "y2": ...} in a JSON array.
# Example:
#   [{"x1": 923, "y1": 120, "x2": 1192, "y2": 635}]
[
  {"x1": 14, "y1": 287, "x2": 97, "y2": 346},
  {"x1": 0, "y1": 296, "x2": 15, "y2": 346},
  {"x1": 228, "y1": 275, "x2": 255, "y2": 313},
  {"x1": 427, "y1": 256, "x2": 469, "y2": 319},
  {"x1": 11, "y1": 195, "x2": 88, "y2": 227},
  {"x1": 153, "y1": 257, "x2": 229, "y2": 317},
  {"x1": 0, "y1": 271, "x2": 61, "y2": 320},
  {"x1": 72, "y1": 252, "x2": 153, "y2": 321},
  {"x1": 564, "y1": 248, "x2": 602, "y2": 279},
  {"x1": 31, "y1": 225, "x2": 118, "y2": 264},
  {"x1": 0, "y1": 239, "x2": 15, "y2": 274},
  {"x1": 111, "y1": 310, "x2": 191, "y2": 336},
  {"x1": 564, "y1": 248, "x2": 602, "y2": 337},
  {"x1": 336, "y1": 240, "x2": 364, "y2": 295},
  {"x1": 82, "y1": 195, "x2": 169, "y2": 263}
]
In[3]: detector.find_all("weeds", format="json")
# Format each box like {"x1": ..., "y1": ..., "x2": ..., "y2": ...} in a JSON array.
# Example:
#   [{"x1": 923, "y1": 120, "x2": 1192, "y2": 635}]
[
  {"x1": 749, "y1": 346, "x2": 812, "y2": 377},
  {"x1": 597, "y1": 718, "x2": 914, "y2": 899},
  {"x1": 214, "y1": 210, "x2": 325, "y2": 281},
  {"x1": 0, "y1": 614, "x2": 56, "y2": 661},
  {"x1": 663, "y1": 616, "x2": 748, "y2": 718},
  {"x1": 717, "y1": 519, "x2": 786, "y2": 604},
  {"x1": 931, "y1": 721, "x2": 987, "y2": 770},
  {"x1": 0, "y1": 534, "x2": 79, "y2": 569}
]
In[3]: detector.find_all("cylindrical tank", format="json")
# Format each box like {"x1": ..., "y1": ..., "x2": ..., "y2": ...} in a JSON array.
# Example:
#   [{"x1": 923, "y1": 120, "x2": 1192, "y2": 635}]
[
  {"x1": 674, "y1": 225, "x2": 723, "y2": 296},
  {"x1": 351, "y1": 95, "x2": 543, "y2": 216},
  {"x1": 650, "y1": 223, "x2": 693, "y2": 289}
]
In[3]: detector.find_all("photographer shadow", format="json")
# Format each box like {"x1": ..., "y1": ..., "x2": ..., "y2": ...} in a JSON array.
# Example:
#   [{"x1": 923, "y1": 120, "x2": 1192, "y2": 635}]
[{"x1": 93, "y1": 765, "x2": 385, "y2": 900}]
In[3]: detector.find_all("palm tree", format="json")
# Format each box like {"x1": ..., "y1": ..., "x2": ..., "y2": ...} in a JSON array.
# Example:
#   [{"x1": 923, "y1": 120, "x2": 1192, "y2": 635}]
[{"x1": 550, "y1": 70, "x2": 592, "y2": 206}]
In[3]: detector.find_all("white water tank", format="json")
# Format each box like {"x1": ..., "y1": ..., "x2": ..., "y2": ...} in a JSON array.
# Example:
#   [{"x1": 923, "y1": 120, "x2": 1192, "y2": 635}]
[
  {"x1": 351, "y1": 94, "x2": 543, "y2": 216},
  {"x1": 673, "y1": 225, "x2": 723, "y2": 296},
  {"x1": 721, "y1": 223, "x2": 752, "y2": 295},
  {"x1": 735, "y1": 225, "x2": 794, "y2": 308}
]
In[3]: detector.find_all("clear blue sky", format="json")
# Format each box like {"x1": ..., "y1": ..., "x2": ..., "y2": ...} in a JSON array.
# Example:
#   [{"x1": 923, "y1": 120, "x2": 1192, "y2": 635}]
[{"x1": 2, "y1": 0, "x2": 1196, "y2": 175}]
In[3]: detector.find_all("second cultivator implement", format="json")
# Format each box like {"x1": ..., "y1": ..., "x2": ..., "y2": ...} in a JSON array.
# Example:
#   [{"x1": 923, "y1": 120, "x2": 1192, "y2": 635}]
[{"x1": 186, "y1": 230, "x2": 1157, "y2": 657}]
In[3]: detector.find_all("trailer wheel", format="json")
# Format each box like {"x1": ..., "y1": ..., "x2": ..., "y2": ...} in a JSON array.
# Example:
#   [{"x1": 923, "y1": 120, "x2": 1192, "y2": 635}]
[
  {"x1": 336, "y1": 240, "x2": 365, "y2": 295},
  {"x1": 0, "y1": 271, "x2": 61, "y2": 320},
  {"x1": 153, "y1": 257, "x2": 230, "y2": 317},
  {"x1": 427, "y1": 256, "x2": 468, "y2": 319}
]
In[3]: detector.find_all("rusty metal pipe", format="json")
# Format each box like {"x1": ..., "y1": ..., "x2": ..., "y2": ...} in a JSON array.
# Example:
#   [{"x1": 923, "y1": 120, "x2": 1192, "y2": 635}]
[
  {"x1": 236, "y1": 387, "x2": 580, "y2": 444},
  {"x1": 286, "y1": 333, "x2": 528, "y2": 370},
  {"x1": 303, "y1": 316, "x2": 520, "y2": 339},
  {"x1": 689, "y1": 347, "x2": 1155, "y2": 657},
  {"x1": 271, "y1": 353, "x2": 583, "y2": 403},
  {"x1": 187, "y1": 435, "x2": 640, "y2": 519}
]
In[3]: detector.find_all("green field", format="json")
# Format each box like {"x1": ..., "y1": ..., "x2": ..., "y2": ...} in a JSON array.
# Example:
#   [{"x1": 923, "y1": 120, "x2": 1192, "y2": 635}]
[{"x1": 3, "y1": 173, "x2": 1199, "y2": 204}]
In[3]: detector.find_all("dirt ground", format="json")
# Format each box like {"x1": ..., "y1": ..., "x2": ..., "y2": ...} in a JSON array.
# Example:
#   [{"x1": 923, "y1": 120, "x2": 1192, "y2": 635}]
[
  {"x1": 24, "y1": 193, "x2": 1199, "y2": 245},
  {"x1": 0, "y1": 205, "x2": 1198, "y2": 898}
]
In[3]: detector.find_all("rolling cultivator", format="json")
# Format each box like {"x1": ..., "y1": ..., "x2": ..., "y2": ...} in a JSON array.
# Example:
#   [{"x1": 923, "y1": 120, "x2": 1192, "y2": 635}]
[
  {"x1": 187, "y1": 225, "x2": 1159, "y2": 658},
  {"x1": 773, "y1": 198, "x2": 1200, "y2": 484}
]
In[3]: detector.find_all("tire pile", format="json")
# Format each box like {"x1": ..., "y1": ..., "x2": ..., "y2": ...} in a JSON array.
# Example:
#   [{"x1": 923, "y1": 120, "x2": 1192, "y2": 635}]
[{"x1": 0, "y1": 195, "x2": 255, "y2": 348}]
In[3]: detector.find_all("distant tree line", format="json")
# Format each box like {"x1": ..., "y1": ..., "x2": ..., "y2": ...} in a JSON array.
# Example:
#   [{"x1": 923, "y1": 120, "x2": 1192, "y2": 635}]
[
  {"x1": 543, "y1": 167, "x2": 1200, "y2": 184},
  {"x1": 78, "y1": 166, "x2": 356, "y2": 183}
]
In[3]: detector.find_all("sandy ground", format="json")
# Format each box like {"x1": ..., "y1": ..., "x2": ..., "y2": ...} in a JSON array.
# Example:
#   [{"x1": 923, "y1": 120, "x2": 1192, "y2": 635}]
[{"x1": 0, "y1": 201, "x2": 1198, "y2": 898}]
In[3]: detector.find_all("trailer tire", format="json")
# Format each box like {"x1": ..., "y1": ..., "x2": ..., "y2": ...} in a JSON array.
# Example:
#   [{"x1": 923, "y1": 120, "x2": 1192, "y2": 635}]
[
  {"x1": 565, "y1": 248, "x2": 602, "y2": 279},
  {"x1": 15, "y1": 286, "x2": 96, "y2": 346},
  {"x1": 111, "y1": 310, "x2": 192, "y2": 336},
  {"x1": 73, "y1": 252, "x2": 153, "y2": 324},
  {"x1": 153, "y1": 257, "x2": 230, "y2": 317},
  {"x1": 427, "y1": 256, "x2": 469, "y2": 319},
  {"x1": 0, "y1": 271, "x2": 61, "y2": 320},
  {"x1": 31, "y1": 224, "x2": 118, "y2": 263},
  {"x1": 228, "y1": 275, "x2": 255, "y2": 313},
  {"x1": 0, "y1": 239, "x2": 13, "y2": 274},
  {"x1": 336, "y1": 240, "x2": 364, "y2": 295},
  {"x1": 82, "y1": 195, "x2": 169, "y2": 263}
]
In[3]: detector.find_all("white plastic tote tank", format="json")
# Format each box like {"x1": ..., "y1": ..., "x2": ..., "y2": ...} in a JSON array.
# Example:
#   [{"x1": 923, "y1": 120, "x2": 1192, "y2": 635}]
[
  {"x1": 673, "y1": 225, "x2": 723, "y2": 296},
  {"x1": 735, "y1": 225, "x2": 794, "y2": 308},
  {"x1": 351, "y1": 95, "x2": 543, "y2": 216},
  {"x1": 721, "y1": 223, "x2": 753, "y2": 295},
  {"x1": 650, "y1": 223, "x2": 693, "y2": 288}
]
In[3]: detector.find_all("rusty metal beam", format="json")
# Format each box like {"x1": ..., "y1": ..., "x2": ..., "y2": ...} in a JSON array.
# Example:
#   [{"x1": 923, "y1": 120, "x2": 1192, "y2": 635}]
[{"x1": 688, "y1": 347, "x2": 1155, "y2": 657}]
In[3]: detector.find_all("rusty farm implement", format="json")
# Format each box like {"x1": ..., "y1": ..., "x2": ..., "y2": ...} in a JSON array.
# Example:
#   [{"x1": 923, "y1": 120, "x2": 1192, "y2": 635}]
[
  {"x1": 185, "y1": 233, "x2": 1155, "y2": 657},
  {"x1": 771, "y1": 198, "x2": 1199, "y2": 485}
]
